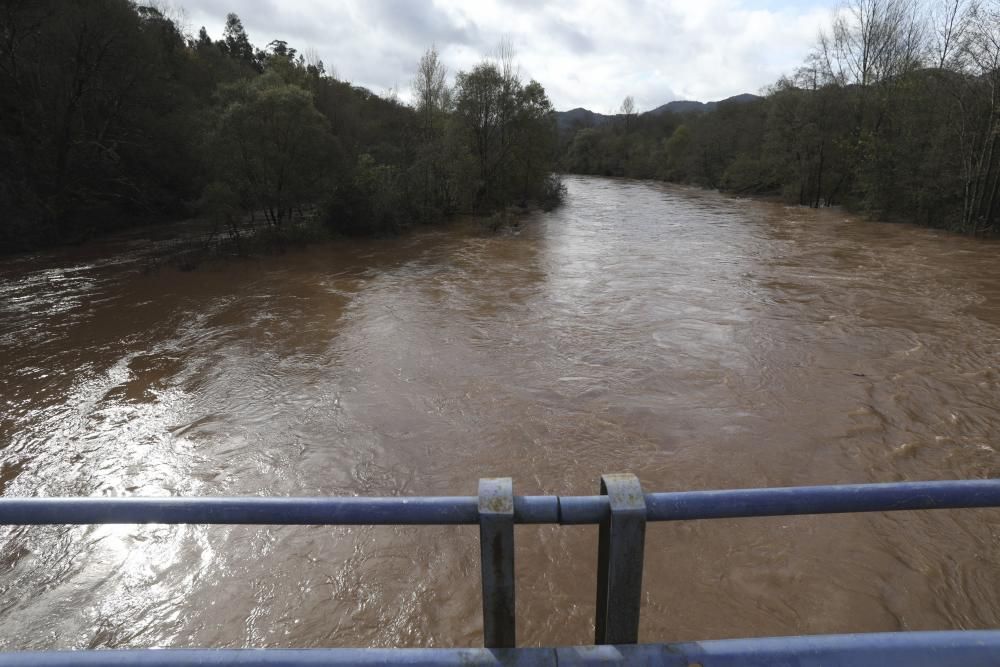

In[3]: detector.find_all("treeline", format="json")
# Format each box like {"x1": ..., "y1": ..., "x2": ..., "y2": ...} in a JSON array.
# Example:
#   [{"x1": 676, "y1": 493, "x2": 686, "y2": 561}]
[
  {"x1": 562, "y1": 0, "x2": 1000, "y2": 235},
  {"x1": 0, "y1": 2, "x2": 561, "y2": 254}
]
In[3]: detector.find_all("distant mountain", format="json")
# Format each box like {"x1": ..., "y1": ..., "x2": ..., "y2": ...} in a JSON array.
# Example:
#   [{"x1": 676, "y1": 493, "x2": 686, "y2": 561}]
[
  {"x1": 646, "y1": 93, "x2": 762, "y2": 116},
  {"x1": 556, "y1": 107, "x2": 614, "y2": 129},
  {"x1": 646, "y1": 99, "x2": 709, "y2": 115},
  {"x1": 555, "y1": 93, "x2": 762, "y2": 131}
]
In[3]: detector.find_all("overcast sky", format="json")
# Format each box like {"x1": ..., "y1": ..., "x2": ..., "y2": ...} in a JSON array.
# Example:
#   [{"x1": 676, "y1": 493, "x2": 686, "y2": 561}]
[{"x1": 177, "y1": 0, "x2": 835, "y2": 112}]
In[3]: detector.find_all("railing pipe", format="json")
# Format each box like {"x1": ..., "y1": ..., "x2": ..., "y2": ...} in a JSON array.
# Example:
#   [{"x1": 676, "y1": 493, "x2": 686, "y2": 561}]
[
  {"x1": 643, "y1": 479, "x2": 1000, "y2": 521},
  {"x1": 513, "y1": 496, "x2": 560, "y2": 523},
  {"x1": 6, "y1": 631, "x2": 1000, "y2": 666},
  {"x1": 0, "y1": 497, "x2": 482, "y2": 526},
  {"x1": 0, "y1": 481, "x2": 999, "y2": 526},
  {"x1": 0, "y1": 478, "x2": 999, "y2": 654}
]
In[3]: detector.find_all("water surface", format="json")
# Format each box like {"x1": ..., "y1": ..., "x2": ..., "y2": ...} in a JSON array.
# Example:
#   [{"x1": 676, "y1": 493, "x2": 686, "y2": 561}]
[{"x1": 2, "y1": 176, "x2": 1000, "y2": 648}]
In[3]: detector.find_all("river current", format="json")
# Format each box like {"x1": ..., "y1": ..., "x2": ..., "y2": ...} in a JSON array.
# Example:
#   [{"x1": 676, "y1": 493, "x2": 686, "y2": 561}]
[{"x1": 1, "y1": 176, "x2": 1000, "y2": 648}]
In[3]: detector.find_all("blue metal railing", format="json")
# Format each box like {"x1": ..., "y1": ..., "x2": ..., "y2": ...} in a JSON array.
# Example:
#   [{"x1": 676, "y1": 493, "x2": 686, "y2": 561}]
[
  {"x1": 0, "y1": 631, "x2": 1000, "y2": 667},
  {"x1": 4, "y1": 478, "x2": 1000, "y2": 524},
  {"x1": 0, "y1": 476, "x2": 999, "y2": 664},
  {"x1": 4, "y1": 632, "x2": 1000, "y2": 666}
]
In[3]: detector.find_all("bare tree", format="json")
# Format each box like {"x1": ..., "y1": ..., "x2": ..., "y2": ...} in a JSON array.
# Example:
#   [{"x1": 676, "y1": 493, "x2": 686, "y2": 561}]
[
  {"x1": 140, "y1": 1, "x2": 191, "y2": 40},
  {"x1": 494, "y1": 36, "x2": 519, "y2": 90},
  {"x1": 492, "y1": 37, "x2": 522, "y2": 175},
  {"x1": 413, "y1": 45, "x2": 449, "y2": 127},
  {"x1": 929, "y1": 0, "x2": 973, "y2": 68},
  {"x1": 304, "y1": 47, "x2": 328, "y2": 77},
  {"x1": 618, "y1": 95, "x2": 638, "y2": 130},
  {"x1": 827, "y1": 0, "x2": 926, "y2": 88},
  {"x1": 955, "y1": 0, "x2": 1000, "y2": 232},
  {"x1": 811, "y1": 29, "x2": 848, "y2": 86},
  {"x1": 412, "y1": 45, "x2": 452, "y2": 216}
]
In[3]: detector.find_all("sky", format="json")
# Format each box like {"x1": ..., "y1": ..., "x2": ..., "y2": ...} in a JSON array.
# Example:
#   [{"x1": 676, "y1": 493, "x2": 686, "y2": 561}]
[{"x1": 176, "y1": 0, "x2": 836, "y2": 112}]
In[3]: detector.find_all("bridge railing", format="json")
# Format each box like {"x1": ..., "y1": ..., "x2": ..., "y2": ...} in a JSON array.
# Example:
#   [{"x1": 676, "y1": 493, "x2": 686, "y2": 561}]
[{"x1": 1, "y1": 476, "x2": 999, "y2": 657}]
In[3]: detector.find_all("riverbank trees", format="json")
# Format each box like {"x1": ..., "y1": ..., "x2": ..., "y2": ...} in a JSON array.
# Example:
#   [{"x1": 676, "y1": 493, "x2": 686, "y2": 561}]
[
  {"x1": 453, "y1": 44, "x2": 561, "y2": 211},
  {"x1": 0, "y1": 2, "x2": 561, "y2": 254},
  {"x1": 561, "y1": 0, "x2": 1000, "y2": 235}
]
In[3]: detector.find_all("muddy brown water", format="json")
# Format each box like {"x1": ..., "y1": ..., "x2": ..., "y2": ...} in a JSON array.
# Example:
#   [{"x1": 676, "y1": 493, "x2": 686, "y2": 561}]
[{"x1": 2, "y1": 175, "x2": 1000, "y2": 649}]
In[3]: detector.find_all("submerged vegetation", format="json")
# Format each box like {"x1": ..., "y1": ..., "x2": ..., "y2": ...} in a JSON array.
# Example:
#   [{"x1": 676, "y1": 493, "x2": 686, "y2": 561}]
[
  {"x1": 0, "y1": 2, "x2": 561, "y2": 254},
  {"x1": 561, "y1": 0, "x2": 1000, "y2": 235}
]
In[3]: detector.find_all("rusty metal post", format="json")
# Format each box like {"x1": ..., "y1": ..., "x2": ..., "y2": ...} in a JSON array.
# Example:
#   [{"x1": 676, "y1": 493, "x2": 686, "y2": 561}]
[
  {"x1": 479, "y1": 477, "x2": 515, "y2": 648},
  {"x1": 595, "y1": 473, "x2": 646, "y2": 645}
]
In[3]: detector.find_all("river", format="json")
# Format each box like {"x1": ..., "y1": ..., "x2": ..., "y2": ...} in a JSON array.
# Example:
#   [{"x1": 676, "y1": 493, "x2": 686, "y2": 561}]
[{"x1": 1, "y1": 175, "x2": 1000, "y2": 648}]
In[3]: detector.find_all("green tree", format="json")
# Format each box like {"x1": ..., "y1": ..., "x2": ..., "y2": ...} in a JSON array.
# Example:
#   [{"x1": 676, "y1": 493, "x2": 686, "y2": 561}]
[
  {"x1": 0, "y1": 0, "x2": 204, "y2": 249},
  {"x1": 410, "y1": 46, "x2": 453, "y2": 222},
  {"x1": 208, "y1": 73, "x2": 336, "y2": 226},
  {"x1": 510, "y1": 81, "x2": 557, "y2": 203},
  {"x1": 221, "y1": 13, "x2": 259, "y2": 71},
  {"x1": 454, "y1": 62, "x2": 508, "y2": 207},
  {"x1": 453, "y1": 44, "x2": 559, "y2": 210}
]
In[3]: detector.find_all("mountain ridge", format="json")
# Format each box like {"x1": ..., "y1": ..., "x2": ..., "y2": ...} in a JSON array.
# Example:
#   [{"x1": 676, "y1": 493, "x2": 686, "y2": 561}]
[{"x1": 555, "y1": 93, "x2": 762, "y2": 130}]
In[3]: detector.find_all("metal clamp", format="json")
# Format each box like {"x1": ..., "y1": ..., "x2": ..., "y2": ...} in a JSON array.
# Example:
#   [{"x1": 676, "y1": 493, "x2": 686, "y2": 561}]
[
  {"x1": 595, "y1": 473, "x2": 646, "y2": 644},
  {"x1": 479, "y1": 477, "x2": 515, "y2": 648}
]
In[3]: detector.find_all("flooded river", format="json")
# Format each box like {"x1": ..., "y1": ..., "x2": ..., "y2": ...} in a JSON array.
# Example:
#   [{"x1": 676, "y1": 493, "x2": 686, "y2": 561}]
[{"x1": 2, "y1": 175, "x2": 1000, "y2": 648}]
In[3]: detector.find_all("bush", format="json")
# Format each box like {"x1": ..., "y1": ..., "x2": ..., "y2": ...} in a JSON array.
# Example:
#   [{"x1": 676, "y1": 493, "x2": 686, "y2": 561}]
[
  {"x1": 721, "y1": 155, "x2": 774, "y2": 194},
  {"x1": 323, "y1": 154, "x2": 407, "y2": 236},
  {"x1": 538, "y1": 174, "x2": 567, "y2": 211}
]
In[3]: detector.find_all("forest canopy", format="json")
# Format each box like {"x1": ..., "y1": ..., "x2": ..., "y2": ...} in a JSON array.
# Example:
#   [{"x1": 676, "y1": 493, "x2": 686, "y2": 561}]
[
  {"x1": 0, "y1": 2, "x2": 562, "y2": 253},
  {"x1": 560, "y1": 0, "x2": 1000, "y2": 235}
]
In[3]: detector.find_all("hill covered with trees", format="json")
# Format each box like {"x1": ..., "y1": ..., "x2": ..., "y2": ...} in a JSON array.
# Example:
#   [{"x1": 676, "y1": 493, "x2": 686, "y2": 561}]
[
  {"x1": 561, "y1": 0, "x2": 1000, "y2": 236},
  {"x1": 554, "y1": 94, "x2": 761, "y2": 131},
  {"x1": 0, "y1": 2, "x2": 562, "y2": 254}
]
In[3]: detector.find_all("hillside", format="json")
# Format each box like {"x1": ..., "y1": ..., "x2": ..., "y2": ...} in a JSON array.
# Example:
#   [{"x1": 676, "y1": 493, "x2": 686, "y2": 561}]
[{"x1": 555, "y1": 93, "x2": 761, "y2": 130}]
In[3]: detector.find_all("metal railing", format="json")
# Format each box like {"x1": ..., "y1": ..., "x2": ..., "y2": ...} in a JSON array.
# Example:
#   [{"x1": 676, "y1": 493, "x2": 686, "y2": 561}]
[{"x1": 1, "y1": 475, "x2": 1000, "y2": 664}]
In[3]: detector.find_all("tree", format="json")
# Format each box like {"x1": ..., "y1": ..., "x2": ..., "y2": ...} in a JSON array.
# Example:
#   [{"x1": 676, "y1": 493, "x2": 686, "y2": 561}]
[
  {"x1": 208, "y1": 73, "x2": 335, "y2": 226},
  {"x1": 0, "y1": 3, "x2": 563, "y2": 253},
  {"x1": 826, "y1": 0, "x2": 925, "y2": 88},
  {"x1": 930, "y1": 0, "x2": 973, "y2": 69},
  {"x1": 221, "y1": 13, "x2": 259, "y2": 71},
  {"x1": 413, "y1": 46, "x2": 449, "y2": 126},
  {"x1": 952, "y1": 0, "x2": 1000, "y2": 233},
  {"x1": 196, "y1": 26, "x2": 213, "y2": 50},
  {"x1": 0, "y1": 0, "x2": 205, "y2": 249},
  {"x1": 813, "y1": 0, "x2": 927, "y2": 212},
  {"x1": 410, "y1": 46, "x2": 453, "y2": 221},
  {"x1": 454, "y1": 62, "x2": 508, "y2": 207},
  {"x1": 620, "y1": 95, "x2": 637, "y2": 130},
  {"x1": 452, "y1": 43, "x2": 559, "y2": 211},
  {"x1": 511, "y1": 81, "x2": 557, "y2": 202}
]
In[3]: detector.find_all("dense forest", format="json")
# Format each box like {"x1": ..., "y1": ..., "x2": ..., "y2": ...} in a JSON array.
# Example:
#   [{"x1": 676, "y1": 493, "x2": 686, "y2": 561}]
[
  {"x1": 562, "y1": 0, "x2": 1000, "y2": 235},
  {"x1": 0, "y1": 1, "x2": 562, "y2": 254}
]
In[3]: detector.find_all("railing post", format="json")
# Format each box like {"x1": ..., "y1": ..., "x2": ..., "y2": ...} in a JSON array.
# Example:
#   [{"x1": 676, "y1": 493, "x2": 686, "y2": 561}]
[
  {"x1": 479, "y1": 477, "x2": 515, "y2": 648},
  {"x1": 595, "y1": 473, "x2": 646, "y2": 645}
]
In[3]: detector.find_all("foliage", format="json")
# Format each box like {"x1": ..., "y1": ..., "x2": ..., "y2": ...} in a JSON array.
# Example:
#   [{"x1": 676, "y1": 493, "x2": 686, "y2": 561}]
[
  {"x1": 324, "y1": 154, "x2": 405, "y2": 236},
  {"x1": 560, "y1": 0, "x2": 1000, "y2": 235},
  {"x1": 208, "y1": 72, "x2": 336, "y2": 226},
  {"x1": 449, "y1": 41, "x2": 559, "y2": 212},
  {"x1": 0, "y1": 1, "x2": 201, "y2": 250},
  {"x1": 0, "y1": 3, "x2": 562, "y2": 254}
]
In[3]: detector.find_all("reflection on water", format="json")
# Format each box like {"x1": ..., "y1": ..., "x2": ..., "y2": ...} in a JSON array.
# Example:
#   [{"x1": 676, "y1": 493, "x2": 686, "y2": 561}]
[{"x1": 2, "y1": 176, "x2": 1000, "y2": 647}]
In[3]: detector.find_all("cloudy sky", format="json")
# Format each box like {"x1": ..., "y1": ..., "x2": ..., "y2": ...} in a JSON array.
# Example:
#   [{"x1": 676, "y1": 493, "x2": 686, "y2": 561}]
[{"x1": 177, "y1": 0, "x2": 835, "y2": 112}]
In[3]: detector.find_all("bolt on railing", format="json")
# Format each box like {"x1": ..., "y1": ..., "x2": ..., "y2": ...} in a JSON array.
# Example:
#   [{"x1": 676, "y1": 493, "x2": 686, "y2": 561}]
[{"x1": 1, "y1": 477, "x2": 1000, "y2": 648}]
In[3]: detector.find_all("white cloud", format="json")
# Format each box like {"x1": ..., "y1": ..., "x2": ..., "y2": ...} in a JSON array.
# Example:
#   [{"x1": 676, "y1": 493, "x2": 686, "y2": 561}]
[{"x1": 179, "y1": 0, "x2": 834, "y2": 111}]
